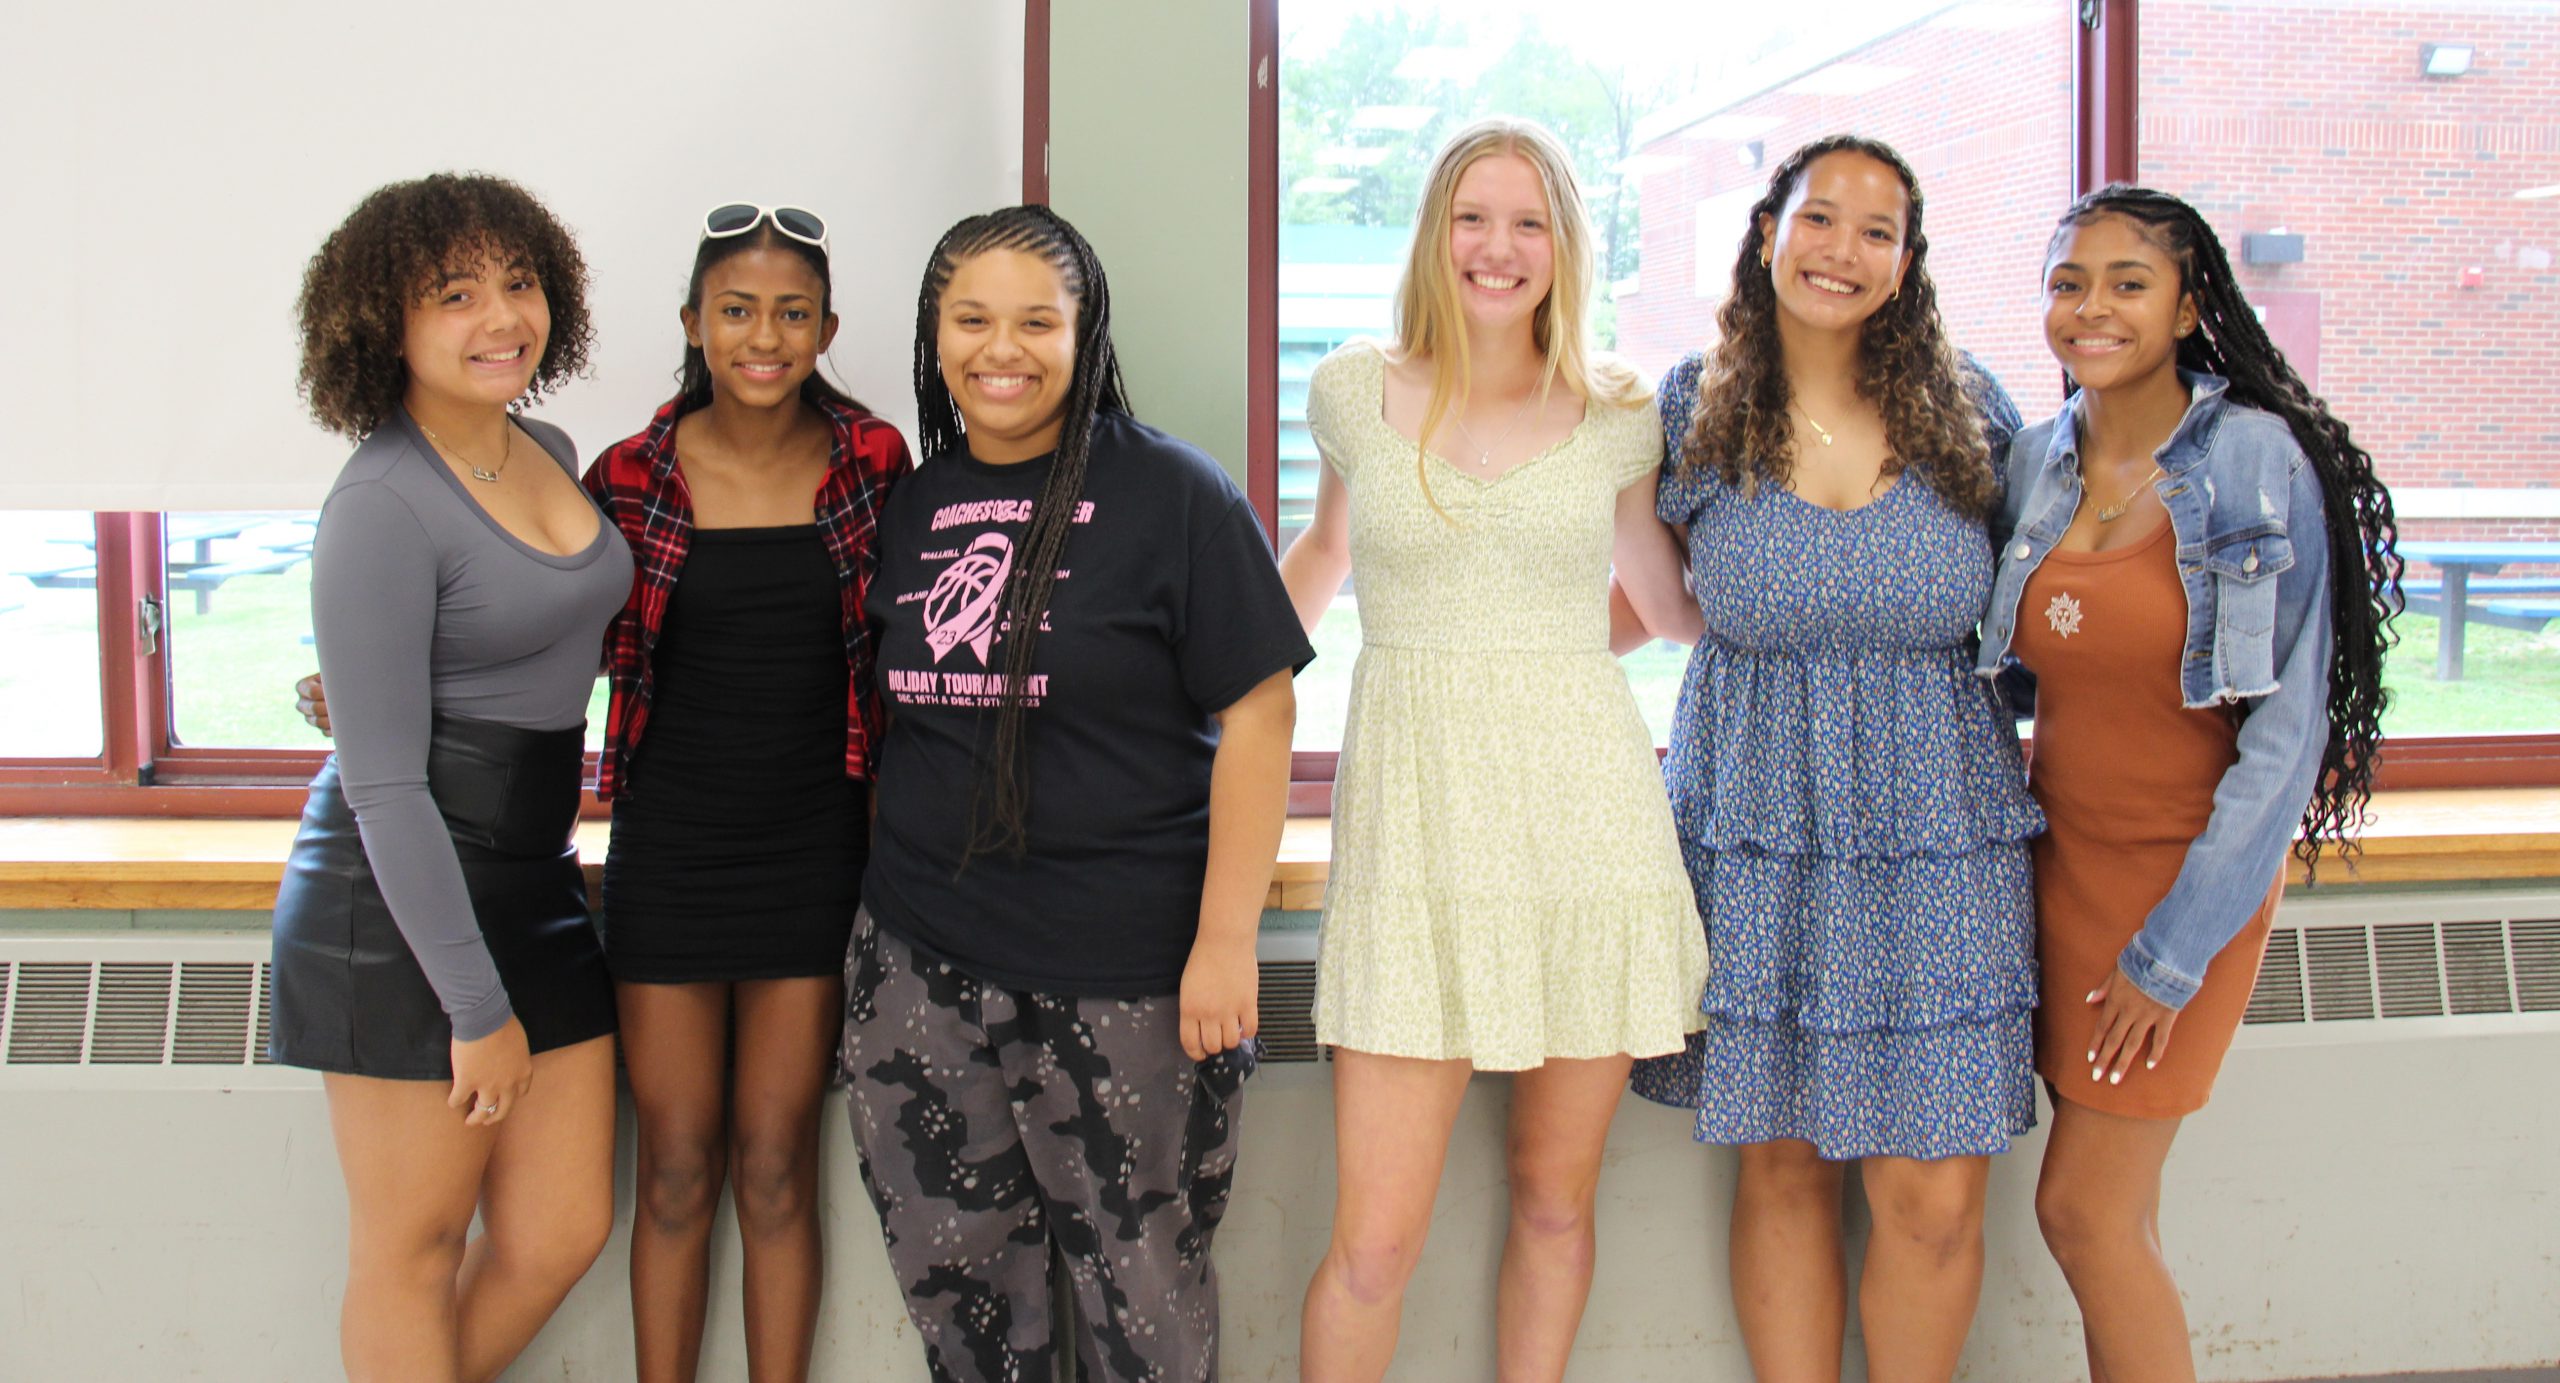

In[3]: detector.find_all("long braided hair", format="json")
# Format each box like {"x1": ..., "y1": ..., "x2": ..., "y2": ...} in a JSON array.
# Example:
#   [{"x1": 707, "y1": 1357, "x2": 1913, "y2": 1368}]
[
  {"x1": 2050, "y1": 185, "x2": 2403, "y2": 874},
  {"x1": 912, "y1": 206, "x2": 1133, "y2": 862},
  {"x1": 1682, "y1": 134, "x2": 1998, "y2": 518},
  {"x1": 674, "y1": 220, "x2": 867, "y2": 414}
]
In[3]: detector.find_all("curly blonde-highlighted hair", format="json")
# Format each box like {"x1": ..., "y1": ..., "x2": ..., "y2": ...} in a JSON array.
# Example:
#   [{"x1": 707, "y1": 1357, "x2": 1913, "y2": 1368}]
[
  {"x1": 1393, "y1": 117, "x2": 1646, "y2": 505},
  {"x1": 296, "y1": 172, "x2": 593, "y2": 439},
  {"x1": 1679, "y1": 134, "x2": 1995, "y2": 518}
]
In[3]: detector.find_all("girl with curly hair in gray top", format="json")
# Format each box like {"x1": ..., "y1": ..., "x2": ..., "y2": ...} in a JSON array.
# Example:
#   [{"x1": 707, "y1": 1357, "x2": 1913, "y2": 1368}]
[{"x1": 274, "y1": 171, "x2": 628, "y2": 1383}]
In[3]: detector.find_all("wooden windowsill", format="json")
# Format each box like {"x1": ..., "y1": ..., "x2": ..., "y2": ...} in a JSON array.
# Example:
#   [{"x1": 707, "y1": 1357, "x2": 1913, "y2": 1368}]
[{"x1": 0, "y1": 791, "x2": 2550, "y2": 913}]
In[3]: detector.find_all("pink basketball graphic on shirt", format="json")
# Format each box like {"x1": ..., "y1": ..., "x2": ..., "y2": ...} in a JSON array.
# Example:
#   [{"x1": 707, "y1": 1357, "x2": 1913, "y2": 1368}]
[{"x1": 924, "y1": 531, "x2": 1013, "y2": 665}]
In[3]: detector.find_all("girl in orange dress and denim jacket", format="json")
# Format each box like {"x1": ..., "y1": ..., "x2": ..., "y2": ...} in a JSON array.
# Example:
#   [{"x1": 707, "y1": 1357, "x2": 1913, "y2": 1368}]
[{"x1": 1976, "y1": 185, "x2": 2401, "y2": 1381}]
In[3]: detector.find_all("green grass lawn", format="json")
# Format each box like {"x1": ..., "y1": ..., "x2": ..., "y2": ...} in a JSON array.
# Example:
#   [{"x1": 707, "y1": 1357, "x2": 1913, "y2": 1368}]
[
  {"x1": 0, "y1": 575, "x2": 2549, "y2": 763},
  {"x1": 2374, "y1": 614, "x2": 2560, "y2": 736}
]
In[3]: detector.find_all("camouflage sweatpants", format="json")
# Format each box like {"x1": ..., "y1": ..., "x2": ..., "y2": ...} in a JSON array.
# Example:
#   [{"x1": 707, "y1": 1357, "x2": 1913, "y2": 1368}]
[{"x1": 839, "y1": 908, "x2": 1253, "y2": 1382}]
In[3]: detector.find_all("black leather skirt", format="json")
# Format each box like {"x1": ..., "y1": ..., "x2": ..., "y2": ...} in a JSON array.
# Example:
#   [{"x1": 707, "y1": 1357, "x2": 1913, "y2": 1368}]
[{"x1": 268, "y1": 714, "x2": 616, "y2": 1079}]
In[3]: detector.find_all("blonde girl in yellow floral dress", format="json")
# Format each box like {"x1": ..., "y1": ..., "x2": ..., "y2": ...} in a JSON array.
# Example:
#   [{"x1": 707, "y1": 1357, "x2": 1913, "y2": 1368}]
[{"x1": 1278, "y1": 117, "x2": 1709, "y2": 1382}]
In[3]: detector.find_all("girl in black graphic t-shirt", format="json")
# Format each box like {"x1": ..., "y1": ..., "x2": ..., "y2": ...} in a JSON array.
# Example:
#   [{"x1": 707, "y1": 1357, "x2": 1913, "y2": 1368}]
[{"x1": 839, "y1": 206, "x2": 1311, "y2": 1381}]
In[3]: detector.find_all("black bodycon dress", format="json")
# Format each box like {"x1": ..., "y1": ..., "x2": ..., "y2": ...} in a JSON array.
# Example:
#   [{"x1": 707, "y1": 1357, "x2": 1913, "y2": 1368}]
[{"x1": 599, "y1": 525, "x2": 867, "y2": 982}]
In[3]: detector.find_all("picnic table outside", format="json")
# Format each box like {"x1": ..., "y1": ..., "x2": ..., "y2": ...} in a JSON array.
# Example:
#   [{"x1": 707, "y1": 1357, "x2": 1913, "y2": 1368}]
[
  {"x1": 2396, "y1": 540, "x2": 2560, "y2": 682},
  {"x1": 4, "y1": 514, "x2": 315, "y2": 615}
]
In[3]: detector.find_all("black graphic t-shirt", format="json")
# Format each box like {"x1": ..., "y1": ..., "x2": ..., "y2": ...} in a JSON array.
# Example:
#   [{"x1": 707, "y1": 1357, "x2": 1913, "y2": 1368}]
[{"x1": 863, "y1": 411, "x2": 1315, "y2": 996}]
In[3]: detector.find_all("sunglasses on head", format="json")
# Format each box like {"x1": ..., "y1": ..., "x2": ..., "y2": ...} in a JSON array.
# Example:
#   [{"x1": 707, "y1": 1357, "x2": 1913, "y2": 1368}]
[{"x1": 700, "y1": 203, "x2": 829, "y2": 253}]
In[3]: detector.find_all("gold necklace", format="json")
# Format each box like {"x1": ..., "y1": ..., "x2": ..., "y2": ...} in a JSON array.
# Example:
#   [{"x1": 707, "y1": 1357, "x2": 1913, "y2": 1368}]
[
  {"x1": 2093, "y1": 464, "x2": 2163, "y2": 523},
  {"x1": 420, "y1": 420, "x2": 514, "y2": 484},
  {"x1": 1794, "y1": 401, "x2": 1835, "y2": 447}
]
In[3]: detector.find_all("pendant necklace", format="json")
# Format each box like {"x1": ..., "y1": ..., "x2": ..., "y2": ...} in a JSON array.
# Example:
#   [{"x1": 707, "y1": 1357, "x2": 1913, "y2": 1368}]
[
  {"x1": 420, "y1": 421, "x2": 514, "y2": 484},
  {"x1": 1794, "y1": 401, "x2": 1835, "y2": 447},
  {"x1": 1451, "y1": 390, "x2": 1538, "y2": 469},
  {"x1": 2093, "y1": 464, "x2": 2163, "y2": 523}
]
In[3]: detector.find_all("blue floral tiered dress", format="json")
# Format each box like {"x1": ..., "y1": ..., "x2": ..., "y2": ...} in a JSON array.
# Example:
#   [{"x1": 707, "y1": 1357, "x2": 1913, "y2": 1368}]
[{"x1": 1627, "y1": 353, "x2": 2043, "y2": 1161}]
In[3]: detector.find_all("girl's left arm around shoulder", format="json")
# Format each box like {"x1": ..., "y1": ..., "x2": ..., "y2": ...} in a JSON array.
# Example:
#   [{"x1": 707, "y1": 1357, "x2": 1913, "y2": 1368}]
[
  {"x1": 2120, "y1": 453, "x2": 2336, "y2": 1011},
  {"x1": 1181, "y1": 668, "x2": 1296, "y2": 1062},
  {"x1": 1613, "y1": 471, "x2": 1702, "y2": 650}
]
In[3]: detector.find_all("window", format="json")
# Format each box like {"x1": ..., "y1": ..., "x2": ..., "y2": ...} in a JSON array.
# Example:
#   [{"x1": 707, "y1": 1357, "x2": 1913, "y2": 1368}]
[
  {"x1": 0, "y1": 513, "x2": 106, "y2": 760},
  {"x1": 155, "y1": 512, "x2": 607, "y2": 755},
  {"x1": 161, "y1": 512, "x2": 320, "y2": 751},
  {"x1": 0, "y1": 507, "x2": 610, "y2": 808},
  {"x1": 1275, "y1": 0, "x2": 2076, "y2": 754},
  {"x1": 1262, "y1": 0, "x2": 2557, "y2": 789},
  {"x1": 2138, "y1": 0, "x2": 2560, "y2": 742}
]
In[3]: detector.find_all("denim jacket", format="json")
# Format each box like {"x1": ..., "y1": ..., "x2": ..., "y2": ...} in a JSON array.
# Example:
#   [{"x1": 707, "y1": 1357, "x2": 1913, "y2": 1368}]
[{"x1": 1976, "y1": 372, "x2": 2333, "y2": 1010}]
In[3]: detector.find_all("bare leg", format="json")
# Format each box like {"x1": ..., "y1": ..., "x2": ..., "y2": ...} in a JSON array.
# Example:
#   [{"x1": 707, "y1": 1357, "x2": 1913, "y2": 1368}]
[
  {"x1": 325, "y1": 1071, "x2": 494, "y2": 1383},
  {"x1": 2037, "y1": 1100, "x2": 2193, "y2": 1383},
  {"x1": 1494, "y1": 1054, "x2": 1634, "y2": 1383},
  {"x1": 1298, "y1": 1050, "x2": 1474, "y2": 1383},
  {"x1": 456, "y1": 1033, "x2": 617, "y2": 1383},
  {"x1": 1857, "y1": 1154, "x2": 1990, "y2": 1382},
  {"x1": 727, "y1": 975, "x2": 842, "y2": 1383},
  {"x1": 1730, "y1": 1139, "x2": 1847, "y2": 1383},
  {"x1": 620, "y1": 982, "x2": 734, "y2": 1383}
]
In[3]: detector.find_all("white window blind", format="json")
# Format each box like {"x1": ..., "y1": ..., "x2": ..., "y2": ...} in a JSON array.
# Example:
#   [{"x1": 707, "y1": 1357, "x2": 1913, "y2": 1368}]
[{"x1": 0, "y1": 0, "x2": 1025, "y2": 510}]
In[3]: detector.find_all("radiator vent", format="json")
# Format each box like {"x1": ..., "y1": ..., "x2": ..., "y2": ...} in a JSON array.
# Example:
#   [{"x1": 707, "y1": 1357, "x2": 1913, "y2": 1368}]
[
  {"x1": 0, "y1": 948, "x2": 1345, "y2": 1068},
  {"x1": 6, "y1": 962, "x2": 91, "y2": 1065},
  {"x1": 2372, "y1": 923, "x2": 2445, "y2": 1020},
  {"x1": 2444, "y1": 920, "x2": 2514, "y2": 1015},
  {"x1": 1257, "y1": 961, "x2": 1325, "y2": 1064},
  {"x1": 6, "y1": 909, "x2": 2556, "y2": 1069},
  {"x1": 2244, "y1": 914, "x2": 2560, "y2": 1027},
  {"x1": 1, "y1": 959, "x2": 276, "y2": 1067},
  {"x1": 2244, "y1": 931, "x2": 2306, "y2": 1025},
  {"x1": 2514, "y1": 919, "x2": 2560, "y2": 1013}
]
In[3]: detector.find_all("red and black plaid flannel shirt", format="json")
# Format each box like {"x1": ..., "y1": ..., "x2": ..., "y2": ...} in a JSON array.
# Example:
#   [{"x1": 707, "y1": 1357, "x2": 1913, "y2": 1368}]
[{"x1": 584, "y1": 395, "x2": 912, "y2": 799}]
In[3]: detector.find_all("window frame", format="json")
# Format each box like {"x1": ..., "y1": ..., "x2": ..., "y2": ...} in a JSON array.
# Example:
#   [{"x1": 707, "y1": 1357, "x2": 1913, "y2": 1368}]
[
  {"x1": 1250, "y1": 0, "x2": 2559, "y2": 804},
  {"x1": 2, "y1": 0, "x2": 2551, "y2": 818},
  {"x1": 0, "y1": 511, "x2": 349, "y2": 813}
]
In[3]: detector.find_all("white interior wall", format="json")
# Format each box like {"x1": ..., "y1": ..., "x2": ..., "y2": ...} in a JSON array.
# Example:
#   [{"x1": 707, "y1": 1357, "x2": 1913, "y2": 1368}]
[
  {"x1": 4, "y1": 948, "x2": 2555, "y2": 1379},
  {"x1": 0, "y1": 1, "x2": 1023, "y2": 511}
]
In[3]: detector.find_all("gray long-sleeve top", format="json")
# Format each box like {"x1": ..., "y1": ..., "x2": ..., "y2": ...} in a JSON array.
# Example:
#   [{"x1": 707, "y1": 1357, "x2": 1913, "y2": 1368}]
[{"x1": 310, "y1": 412, "x2": 631, "y2": 1041}]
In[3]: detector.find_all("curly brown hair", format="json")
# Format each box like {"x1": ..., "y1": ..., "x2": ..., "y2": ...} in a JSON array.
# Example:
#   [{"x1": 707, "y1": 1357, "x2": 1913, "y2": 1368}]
[
  {"x1": 1679, "y1": 135, "x2": 1996, "y2": 518},
  {"x1": 296, "y1": 173, "x2": 593, "y2": 439}
]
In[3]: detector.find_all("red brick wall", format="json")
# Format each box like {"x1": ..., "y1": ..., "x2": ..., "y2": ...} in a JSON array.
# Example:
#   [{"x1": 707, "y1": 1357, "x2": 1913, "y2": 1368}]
[
  {"x1": 1617, "y1": 12, "x2": 2074, "y2": 418},
  {"x1": 2140, "y1": 1, "x2": 2560, "y2": 555},
  {"x1": 1618, "y1": 2, "x2": 2560, "y2": 558}
]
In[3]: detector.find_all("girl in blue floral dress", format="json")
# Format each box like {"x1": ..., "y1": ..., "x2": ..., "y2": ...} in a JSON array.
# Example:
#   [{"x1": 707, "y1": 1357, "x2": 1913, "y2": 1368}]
[{"x1": 1626, "y1": 135, "x2": 2042, "y2": 1377}]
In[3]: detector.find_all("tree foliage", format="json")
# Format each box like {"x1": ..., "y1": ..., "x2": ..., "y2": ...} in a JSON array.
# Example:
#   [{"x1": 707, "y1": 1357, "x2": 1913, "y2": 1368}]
[{"x1": 1281, "y1": 12, "x2": 1669, "y2": 295}]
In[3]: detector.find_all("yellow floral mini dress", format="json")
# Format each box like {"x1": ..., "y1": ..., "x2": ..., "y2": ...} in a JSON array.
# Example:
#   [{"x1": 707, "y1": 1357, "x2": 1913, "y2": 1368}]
[{"x1": 1305, "y1": 341, "x2": 1707, "y2": 1070}]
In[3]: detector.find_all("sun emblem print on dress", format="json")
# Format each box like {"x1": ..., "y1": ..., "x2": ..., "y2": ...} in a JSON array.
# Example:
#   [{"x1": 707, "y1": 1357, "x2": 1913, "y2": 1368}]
[{"x1": 2044, "y1": 591, "x2": 2084, "y2": 639}]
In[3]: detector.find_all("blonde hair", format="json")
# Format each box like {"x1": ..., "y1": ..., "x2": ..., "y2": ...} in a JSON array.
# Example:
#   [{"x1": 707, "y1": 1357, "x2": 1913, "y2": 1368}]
[{"x1": 1392, "y1": 117, "x2": 1646, "y2": 510}]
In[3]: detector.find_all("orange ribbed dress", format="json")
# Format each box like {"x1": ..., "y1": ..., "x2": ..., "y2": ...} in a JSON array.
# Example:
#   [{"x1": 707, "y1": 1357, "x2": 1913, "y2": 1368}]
[{"x1": 2013, "y1": 519, "x2": 2279, "y2": 1120}]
